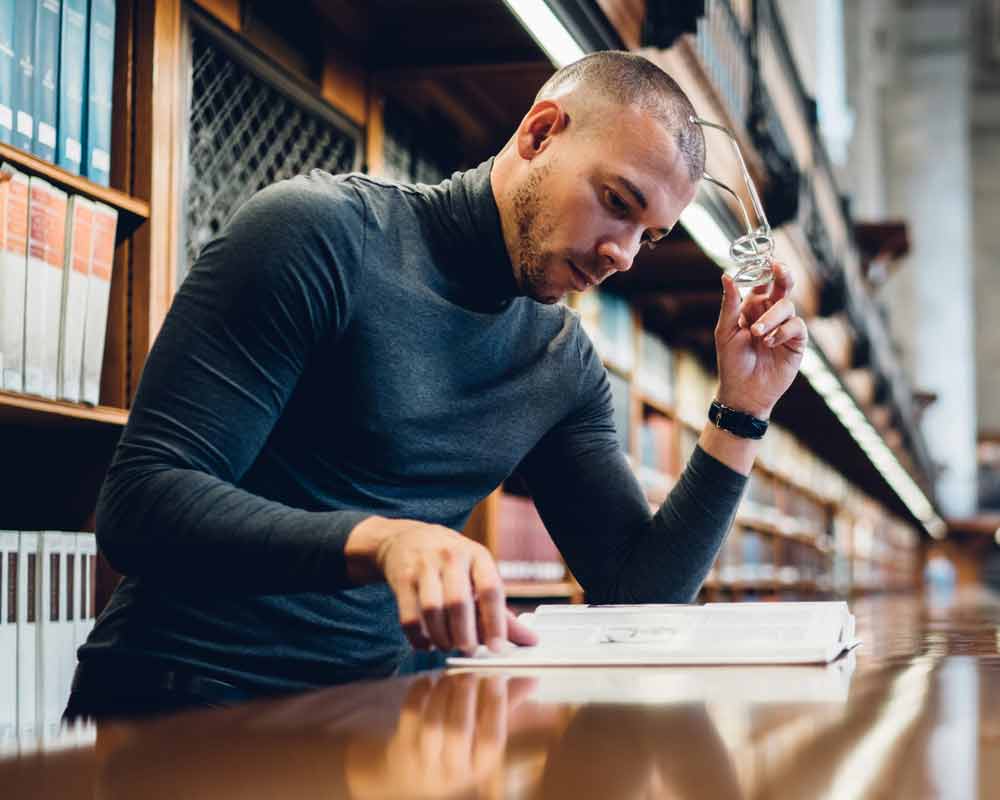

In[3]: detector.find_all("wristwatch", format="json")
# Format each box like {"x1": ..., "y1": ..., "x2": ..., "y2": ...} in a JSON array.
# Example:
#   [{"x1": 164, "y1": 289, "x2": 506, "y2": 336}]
[{"x1": 708, "y1": 399, "x2": 769, "y2": 440}]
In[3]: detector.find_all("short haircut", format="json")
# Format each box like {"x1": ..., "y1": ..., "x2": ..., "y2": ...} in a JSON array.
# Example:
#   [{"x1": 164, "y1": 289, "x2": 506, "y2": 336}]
[{"x1": 534, "y1": 51, "x2": 705, "y2": 183}]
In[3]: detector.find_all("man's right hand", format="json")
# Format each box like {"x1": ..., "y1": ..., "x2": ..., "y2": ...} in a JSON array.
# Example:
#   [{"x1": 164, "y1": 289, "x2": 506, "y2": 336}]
[{"x1": 345, "y1": 516, "x2": 539, "y2": 655}]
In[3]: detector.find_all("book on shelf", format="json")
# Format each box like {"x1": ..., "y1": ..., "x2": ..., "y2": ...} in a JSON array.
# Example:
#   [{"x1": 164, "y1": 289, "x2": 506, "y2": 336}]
[
  {"x1": 0, "y1": 531, "x2": 17, "y2": 748},
  {"x1": 56, "y1": 0, "x2": 87, "y2": 174},
  {"x1": 32, "y1": 0, "x2": 60, "y2": 162},
  {"x1": 85, "y1": 0, "x2": 115, "y2": 186},
  {"x1": 57, "y1": 194, "x2": 92, "y2": 401},
  {"x1": 0, "y1": 1, "x2": 14, "y2": 143},
  {"x1": 80, "y1": 200, "x2": 115, "y2": 405},
  {"x1": 12, "y1": 0, "x2": 35, "y2": 152},
  {"x1": 23, "y1": 174, "x2": 67, "y2": 399},
  {"x1": 74, "y1": 532, "x2": 95, "y2": 648},
  {"x1": 607, "y1": 370, "x2": 630, "y2": 455},
  {"x1": 447, "y1": 601, "x2": 860, "y2": 667},
  {"x1": 16, "y1": 530, "x2": 38, "y2": 742},
  {"x1": 0, "y1": 165, "x2": 28, "y2": 391},
  {"x1": 496, "y1": 493, "x2": 565, "y2": 583}
]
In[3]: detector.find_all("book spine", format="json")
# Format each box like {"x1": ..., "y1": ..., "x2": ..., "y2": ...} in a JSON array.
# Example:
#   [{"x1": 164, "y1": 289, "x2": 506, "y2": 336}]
[
  {"x1": 36, "y1": 531, "x2": 59, "y2": 741},
  {"x1": 24, "y1": 175, "x2": 66, "y2": 398},
  {"x1": 0, "y1": 1, "x2": 15, "y2": 143},
  {"x1": 56, "y1": 0, "x2": 85, "y2": 173},
  {"x1": 31, "y1": 0, "x2": 60, "y2": 161},
  {"x1": 0, "y1": 531, "x2": 18, "y2": 750},
  {"x1": 79, "y1": 200, "x2": 113, "y2": 405},
  {"x1": 57, "y1": 195, "x2": 91, "y2": 401},
  {"x1": 16, "y1": 530, "x2": 37, "y2": 744},
  {"x1": 84, "y1": 0, "x2": 114, "y2": 186},
  {"x1": 12, "y1": 0, "x2": 35, "y2": 152},
  {"x1": 0, "y1": 168, "x2": 28, "y2": 392}
]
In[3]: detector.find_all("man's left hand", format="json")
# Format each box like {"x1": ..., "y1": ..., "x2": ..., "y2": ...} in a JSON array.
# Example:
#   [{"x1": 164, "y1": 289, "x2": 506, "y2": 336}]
[{"x1": 714, "y1": 262, "x2": 807, "y2": 419}]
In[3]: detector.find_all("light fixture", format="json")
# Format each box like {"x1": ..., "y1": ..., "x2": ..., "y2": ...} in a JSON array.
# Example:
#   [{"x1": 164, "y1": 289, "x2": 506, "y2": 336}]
[
  {"x1": 800, "y1": 345, "x2": 945, "y2": 538},
  {"x1": 501, "y1": 0, "x2": 586, "y2": 67}
]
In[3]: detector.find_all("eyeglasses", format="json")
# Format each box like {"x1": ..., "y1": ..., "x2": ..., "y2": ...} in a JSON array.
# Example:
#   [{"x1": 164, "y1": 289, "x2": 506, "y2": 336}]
[{"x1": 689, "y1": 116, "x2": 775, "y2": 288}]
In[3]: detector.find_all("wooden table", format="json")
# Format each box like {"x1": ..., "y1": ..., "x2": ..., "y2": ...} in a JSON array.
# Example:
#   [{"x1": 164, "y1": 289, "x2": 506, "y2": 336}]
[{"x1": 4, "y1": 589, "x2": 1000, "y2": 798}]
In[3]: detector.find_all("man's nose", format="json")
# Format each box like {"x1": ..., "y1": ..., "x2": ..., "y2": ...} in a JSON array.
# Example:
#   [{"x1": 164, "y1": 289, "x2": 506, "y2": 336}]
[{"x1": 596, "y1": 236, "x2": 639, "y2": 274}]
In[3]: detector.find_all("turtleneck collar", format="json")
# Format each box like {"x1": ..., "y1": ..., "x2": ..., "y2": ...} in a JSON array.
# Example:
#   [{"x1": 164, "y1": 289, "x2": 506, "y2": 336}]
[{"x1": 416, "y1": 158, "x2": 521, "y2": 313}]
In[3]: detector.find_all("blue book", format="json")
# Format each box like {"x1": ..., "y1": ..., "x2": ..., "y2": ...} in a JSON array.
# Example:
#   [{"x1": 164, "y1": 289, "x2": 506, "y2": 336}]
[
  {"x1": 11, "y1": 0, "x2": 34, "y2": 151},
  {"x1": 0, "y1": 1, "x2": 15, "y2": 143},
  {"x1": 32, "y1": 0, "x2": 60, "y2": 161},
  {"x1": 56, "y1": 0, "x2": 85, "y2": 172},
  {"x1": 84, "y1": 0, "x2": 113, "y2": 186}
]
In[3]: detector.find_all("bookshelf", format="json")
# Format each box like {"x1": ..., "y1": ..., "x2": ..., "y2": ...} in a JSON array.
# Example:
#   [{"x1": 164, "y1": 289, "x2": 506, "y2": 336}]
[
  {"x1": 0, "y1": 142, "x2": 149, "y2": 240},
  {"x1": 0, "y1": 391, "x2": 128, "y2": 429}
]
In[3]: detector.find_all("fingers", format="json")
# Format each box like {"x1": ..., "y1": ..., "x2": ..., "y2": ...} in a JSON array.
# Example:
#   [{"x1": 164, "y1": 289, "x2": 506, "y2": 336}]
[
  {"x1": 748, "y1": 296, "x2": 796, "y2": 344},
  {"x1": 398, "y1": 577, "x2": 433, "y2": 651},
  {"x1": 506, "y1": 608, "x2": 540, "y2": 646},
  {"x1": 763, "y1": 315, "x2": 808, "y2": 353},
  {"x1": 471, "y1": 553, "x2": 507, "y2": 652},
  {"x1": 442, "y1": 556, "x2": 477, "y2": 655},
  {"x1": 737, "y1": 263, "x2": 796, "y2": 329},
  {"x1": 419, "y1": 567, "x2": 450, "y2": 651},
  {"x1": 716, "y1": 273, "x2": 742, "y2": 337}
]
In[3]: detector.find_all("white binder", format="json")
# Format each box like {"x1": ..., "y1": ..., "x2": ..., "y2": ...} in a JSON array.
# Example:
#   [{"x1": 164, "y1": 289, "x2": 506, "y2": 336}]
[
  {"x1": 75, "y1": 533, "x2": 97, "y2": 647},
  {"x1": 0, "y1": 531, "x2": 18, "y2": 750},
  {"x1": 23, "y1": 178, "x2": 68, "y2": 398},
  {"x1": 16, "y1": 531, "x2": 39, "y2": 747},
  {"x1": 0, "y1": 168, "x2": 29, "y2": 392},
  {"x1": 80, "y1": 202, "x2": 117, "y2": 405},
  {"x1": 36, "y1": 531, "x2": 64, "y2": 741},
  {"x1": 59, "y1": 533, "x2": 77, "y2": 710},
  {"x1": 58, "y1": 197, "x2": 94, "y2": 402}
]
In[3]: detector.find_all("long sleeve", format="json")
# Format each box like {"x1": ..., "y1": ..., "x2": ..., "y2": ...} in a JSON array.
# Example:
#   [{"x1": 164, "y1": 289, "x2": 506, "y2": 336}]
[
  {"x1": 96, "y1": 174, "x2": 373, "y2": 592},
  {"x1": 517, "y1": 340, "x2": 747, "y2": 603}
]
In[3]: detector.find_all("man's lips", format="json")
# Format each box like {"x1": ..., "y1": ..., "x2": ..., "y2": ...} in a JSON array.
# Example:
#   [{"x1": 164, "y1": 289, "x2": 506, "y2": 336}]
[{"x1": 569, "y1": 260, "x2": 596, "y2": 290}]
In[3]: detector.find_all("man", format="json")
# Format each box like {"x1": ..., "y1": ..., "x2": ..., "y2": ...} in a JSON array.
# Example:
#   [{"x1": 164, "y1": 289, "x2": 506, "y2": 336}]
[{"x1": 68, "y1": 51, "x2": 806, "y2": 716}]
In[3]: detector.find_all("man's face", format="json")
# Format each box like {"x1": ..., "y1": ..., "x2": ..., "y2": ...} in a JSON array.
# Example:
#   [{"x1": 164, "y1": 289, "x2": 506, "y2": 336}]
[{"x1": 511, "y1": 104, "x2": 699, "y2": 304}]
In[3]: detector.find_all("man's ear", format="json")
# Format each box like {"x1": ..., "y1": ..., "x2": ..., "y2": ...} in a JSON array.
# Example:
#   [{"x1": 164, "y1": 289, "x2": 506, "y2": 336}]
[{"x1": 515, "y1": 100, "x2": 570, "y2": 160}]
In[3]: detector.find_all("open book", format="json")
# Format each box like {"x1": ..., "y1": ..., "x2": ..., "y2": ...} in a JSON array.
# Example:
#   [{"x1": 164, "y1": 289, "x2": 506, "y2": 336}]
[{"x1": 447, "y1": 601, "x2": 860, "y2": 667}]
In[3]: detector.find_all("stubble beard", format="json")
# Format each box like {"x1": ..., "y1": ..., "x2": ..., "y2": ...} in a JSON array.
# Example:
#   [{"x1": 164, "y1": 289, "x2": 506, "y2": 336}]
[{"x1": 512, "y1": 163, "x2": 561, "y2": 305}]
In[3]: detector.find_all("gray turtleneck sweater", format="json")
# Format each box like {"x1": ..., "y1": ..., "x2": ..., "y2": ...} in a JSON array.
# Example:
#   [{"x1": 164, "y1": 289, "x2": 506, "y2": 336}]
[{"x1": 82, "y1": 160, "x2": 747, "y2": 693}]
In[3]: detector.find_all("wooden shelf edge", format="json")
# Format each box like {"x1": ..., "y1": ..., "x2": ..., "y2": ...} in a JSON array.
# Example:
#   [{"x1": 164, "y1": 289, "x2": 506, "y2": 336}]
[
  {"x1": 0, "y1": 142, "x2": 150, "y2": 235},
  {"x1": 504, "y1": 580, "x2": 578, "y2": 599},
  {"x1": 0, "y1": 390, "x2": 129, "y2": 428}
]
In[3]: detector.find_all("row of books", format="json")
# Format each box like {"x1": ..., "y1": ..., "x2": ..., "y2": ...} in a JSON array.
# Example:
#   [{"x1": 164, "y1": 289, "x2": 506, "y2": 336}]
[
  {"x1": 636, "y1": 327, "x2": 674, "y2": 407},
  {"x1": 1, "y1": 0, "x2": 117, "y2": 184},
  {"x1": 0, "y1": 165, "x2": 117, "y2": 403},
  {"x1": 571, "y1": 289, "x2": 636, "y2": 374},
  {"x1": 495, "y1": 493, "x2": 565, "y2": 583},
  {"x1": 0, "y1": 531, "x2": 97, "y2": 749}
]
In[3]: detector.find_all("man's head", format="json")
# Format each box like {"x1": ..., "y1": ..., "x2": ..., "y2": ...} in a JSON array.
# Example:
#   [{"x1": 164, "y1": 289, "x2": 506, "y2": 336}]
[{"x1": 491, "y1": 51, "x2": 705, "y2": 304}]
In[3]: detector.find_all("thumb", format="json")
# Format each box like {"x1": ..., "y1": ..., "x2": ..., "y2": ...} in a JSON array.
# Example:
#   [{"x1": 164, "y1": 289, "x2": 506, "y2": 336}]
[
  {"x1": 717, "y1": 273, "x2": 742, "y2": 335},
  {"x1": 506, "y1": 609, "x2": 539, "y2": 646}
]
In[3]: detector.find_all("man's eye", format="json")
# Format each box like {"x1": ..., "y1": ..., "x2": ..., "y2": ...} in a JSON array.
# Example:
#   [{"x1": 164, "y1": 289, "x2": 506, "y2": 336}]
[{"x1": 605, "y1": 189, "x2": 628, "y2": 215}]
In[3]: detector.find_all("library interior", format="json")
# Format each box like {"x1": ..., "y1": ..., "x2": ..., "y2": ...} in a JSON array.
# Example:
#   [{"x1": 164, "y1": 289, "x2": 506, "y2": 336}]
[{"x1": 3, "y1": 0, "x2": 1000, "y2": 796}]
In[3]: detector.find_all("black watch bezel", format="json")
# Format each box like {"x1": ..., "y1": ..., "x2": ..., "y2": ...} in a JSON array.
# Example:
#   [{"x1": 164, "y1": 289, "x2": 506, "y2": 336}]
[{"x1": 708, "y1": 400, "x2": 769, "y2": 440}]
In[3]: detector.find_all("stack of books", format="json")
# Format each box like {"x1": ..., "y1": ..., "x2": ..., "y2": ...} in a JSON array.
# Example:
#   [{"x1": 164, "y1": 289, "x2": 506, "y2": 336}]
[
  {"x1": 1, "y1": 0, "x2": 117, "y2": 184},
  {"x1": 0, "y1": 164, "x2": 117, "y2": 404},
  {"x1": 0, "y1": 530, "x2": 97, "y2": 750}
]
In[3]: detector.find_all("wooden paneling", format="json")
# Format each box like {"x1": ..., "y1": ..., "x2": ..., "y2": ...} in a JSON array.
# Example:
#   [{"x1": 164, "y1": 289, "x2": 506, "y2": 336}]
[
  {"x1": 130, "y1": 0, "x2": 185, "y2": 400},
  {"x1": 193, "y1": 0, "x2": 241, "y2": 31},
  {"x1": 321, "y1": 49, "x2": 367, "y2": 125}
]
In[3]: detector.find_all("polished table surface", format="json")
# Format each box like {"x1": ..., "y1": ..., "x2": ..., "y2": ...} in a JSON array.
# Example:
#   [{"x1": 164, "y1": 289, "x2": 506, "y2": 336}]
[{"x1": 5, "y1": 589, "x2": 1000, "y2": 799}]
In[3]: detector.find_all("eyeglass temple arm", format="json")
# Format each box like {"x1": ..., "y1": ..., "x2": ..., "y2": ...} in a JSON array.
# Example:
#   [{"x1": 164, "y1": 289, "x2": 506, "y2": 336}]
[
  {"x1": 689, "y1": 116, "x2": 772, "y2": 233},
  {"x1": 701, "y1": 172, "x2": 754, "y2": 236}
]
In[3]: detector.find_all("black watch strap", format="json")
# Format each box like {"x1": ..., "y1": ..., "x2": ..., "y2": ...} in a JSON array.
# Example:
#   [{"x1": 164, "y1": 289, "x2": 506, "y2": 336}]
[{"x1": 708, "y1": 399, "x2": 769, "y2": 440}]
